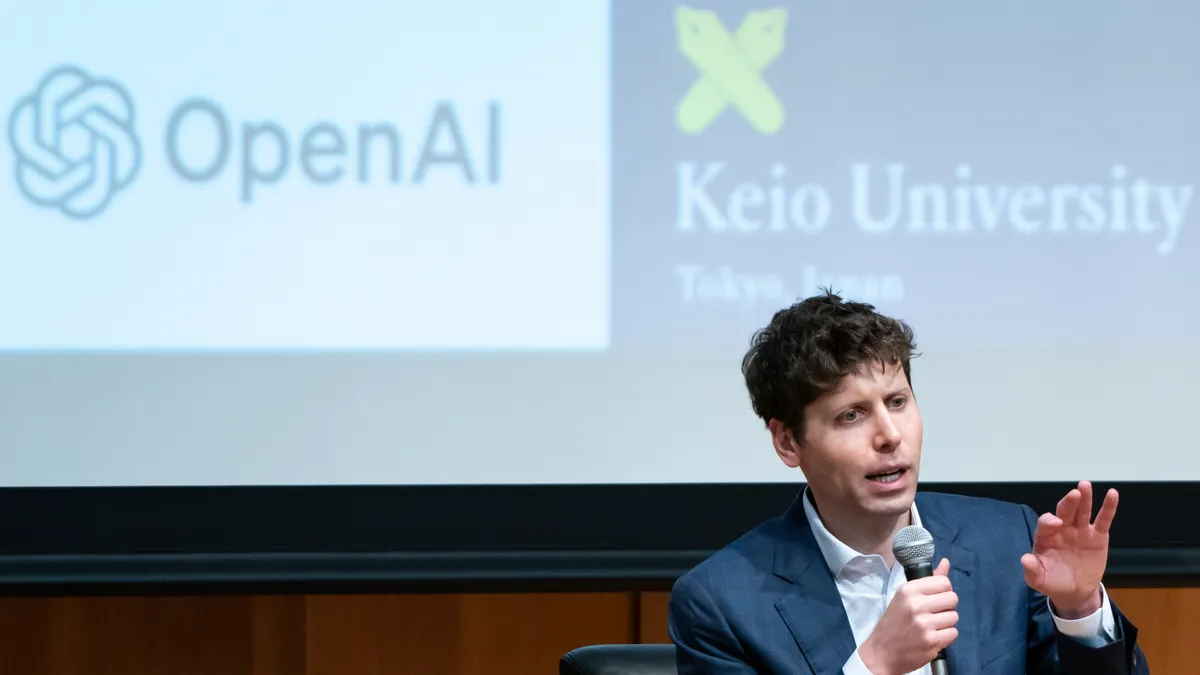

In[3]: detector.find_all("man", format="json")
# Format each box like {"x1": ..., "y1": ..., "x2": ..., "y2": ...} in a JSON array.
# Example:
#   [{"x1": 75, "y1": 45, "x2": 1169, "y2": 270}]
[{"x1": 668, "y1": 291, "x2": 1149, "y2": 674}]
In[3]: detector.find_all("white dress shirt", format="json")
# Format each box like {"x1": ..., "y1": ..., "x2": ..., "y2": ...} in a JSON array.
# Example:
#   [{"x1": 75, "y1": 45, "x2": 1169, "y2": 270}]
[{"x1": 800, "y1": 488, "x2": 1117, "y2": 675}]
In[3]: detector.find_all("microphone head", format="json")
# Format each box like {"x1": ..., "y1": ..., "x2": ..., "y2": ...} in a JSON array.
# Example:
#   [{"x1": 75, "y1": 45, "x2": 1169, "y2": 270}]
[{"x1": 892, "y1": 525, "x2": 936, "y2": 567}]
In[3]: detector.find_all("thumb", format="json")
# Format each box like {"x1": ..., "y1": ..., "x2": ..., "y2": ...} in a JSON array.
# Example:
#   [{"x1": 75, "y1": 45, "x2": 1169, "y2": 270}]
[
  {"x1": 1021, "y1": 553, "x2": 1045, "y2": 588},
  {"x1": 934, "y1": 557, "x2": 951, "y2": 576}
]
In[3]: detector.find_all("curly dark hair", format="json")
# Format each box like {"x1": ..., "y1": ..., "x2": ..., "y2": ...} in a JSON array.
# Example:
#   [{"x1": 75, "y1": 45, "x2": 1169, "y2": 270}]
[{"x1": 740, "y1": 289, "x2": 919, "y2": 441}]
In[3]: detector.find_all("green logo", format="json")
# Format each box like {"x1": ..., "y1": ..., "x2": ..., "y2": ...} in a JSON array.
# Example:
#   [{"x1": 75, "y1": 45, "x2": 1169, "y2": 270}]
[{"x1": 674, "y1": 6, "x2": 788, "y2": 135}]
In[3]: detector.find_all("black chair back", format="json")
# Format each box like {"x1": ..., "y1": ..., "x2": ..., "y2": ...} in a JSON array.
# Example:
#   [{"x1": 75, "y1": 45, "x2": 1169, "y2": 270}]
[{"x1": 559, "y1": 644, "x2": 678, "y2": 675}]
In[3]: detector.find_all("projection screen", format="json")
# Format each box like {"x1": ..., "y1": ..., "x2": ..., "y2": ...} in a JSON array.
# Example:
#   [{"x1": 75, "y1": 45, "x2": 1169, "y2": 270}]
[{"x1": 1, "y1": 0, "x2": 1198, "y2": 489}]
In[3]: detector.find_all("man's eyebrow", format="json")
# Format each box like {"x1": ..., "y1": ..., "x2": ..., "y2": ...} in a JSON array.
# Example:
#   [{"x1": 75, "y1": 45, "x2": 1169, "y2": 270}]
[{"x1": 833, "y1": 388, "x2": 909, "y2": 409}]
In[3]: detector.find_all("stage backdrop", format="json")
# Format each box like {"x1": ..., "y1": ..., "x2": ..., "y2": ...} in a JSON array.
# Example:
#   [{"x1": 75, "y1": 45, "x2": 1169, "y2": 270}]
[{"x1": 1, "y1": 0, "x2": 1199, "y2": 593}]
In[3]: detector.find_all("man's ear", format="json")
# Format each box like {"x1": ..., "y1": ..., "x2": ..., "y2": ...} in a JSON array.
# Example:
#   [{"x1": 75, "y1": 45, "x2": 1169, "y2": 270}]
[{"x1": 768, "y1": 419, "x2": 801, "y2": 468}]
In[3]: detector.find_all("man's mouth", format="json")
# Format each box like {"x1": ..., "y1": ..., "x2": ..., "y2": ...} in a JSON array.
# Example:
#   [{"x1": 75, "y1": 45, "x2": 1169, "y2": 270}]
[{"x1": 867, "y1": 468, "x2": 906, "y2": 484}]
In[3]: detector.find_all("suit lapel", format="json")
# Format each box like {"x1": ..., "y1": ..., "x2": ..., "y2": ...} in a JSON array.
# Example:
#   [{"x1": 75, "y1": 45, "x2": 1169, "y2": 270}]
[
  {"x1": 772, "y1": 492, "x2": 983, "y2": 673},
  {"x1": 773, "y1": 494, "x2": 858, "y2": 673},
  {"x1": 918, "y1": 494, "x2": 980, "y2": 674}
]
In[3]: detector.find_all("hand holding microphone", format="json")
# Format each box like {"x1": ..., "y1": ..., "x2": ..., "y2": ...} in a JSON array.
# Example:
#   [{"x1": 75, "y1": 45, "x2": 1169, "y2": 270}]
[{"x1": 859, "y1": 526, "x2": 957, "y2": 675}]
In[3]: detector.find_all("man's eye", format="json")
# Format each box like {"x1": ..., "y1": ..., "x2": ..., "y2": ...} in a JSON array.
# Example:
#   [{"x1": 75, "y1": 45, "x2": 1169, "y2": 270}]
[
  {"x1": 890, "y1": 396, "x2": 906, "y2": 407},
  {"x1": 841, "y1": 410, "x2": 859, "y2": 422}
]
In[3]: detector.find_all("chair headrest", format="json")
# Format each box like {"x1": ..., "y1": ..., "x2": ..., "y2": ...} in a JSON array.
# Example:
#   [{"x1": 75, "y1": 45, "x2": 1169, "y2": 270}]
[{"x1": 559, "y1": 644, "x2": 678, "y2": 675}]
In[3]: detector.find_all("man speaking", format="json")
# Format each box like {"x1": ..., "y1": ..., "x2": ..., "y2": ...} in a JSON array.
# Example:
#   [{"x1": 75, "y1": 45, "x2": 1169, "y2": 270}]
[{"x1": 668, "y1": 291, "x2": 1148, "y2": 674}]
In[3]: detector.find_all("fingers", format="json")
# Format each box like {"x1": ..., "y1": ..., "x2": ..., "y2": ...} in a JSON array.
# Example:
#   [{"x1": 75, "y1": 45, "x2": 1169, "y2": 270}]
[
  {"x1": 933, "y1": 558, "x2": 950, "y2": 577},
  {"x1": 907, "y1": 575, "x2": 953, "y2": 595},
  {"x1": 907, "y1": 557, "x2": 955, "y2": 598},
  {"x1": 921, "y1": 589, "x2": 960, "y2": 614},
  {"x1": 931, "y1": 627, "x2": 959, "y2": 653},
  {"x1": 1056, "y1": 487, "x2": 1081, "y2": 525},
  {"x1": 931, "y1": 629, "x2": 960, "y2": 648},
  {"x1": 1056, "y1": 480, "x2": 1117, "y2": 531},
  {"x1": 1075, "y1": 480, "x2": 1094, "y2": 528},
  {"x1": 1021, "y1": 552, "x2": 1045, "y2": 588},
  {"x1": 1033, "y1": 511, "x2": 1063, "y2": 548},
  {"x1": 927, "y1": 610, "x2": 959, "y2": 630},
  {"x1": 919, "y1": 625, "x2": 959, "y2": 660},
  {"x1": 1093, "y1": 488, "x2": 1119, "y2": 533}
]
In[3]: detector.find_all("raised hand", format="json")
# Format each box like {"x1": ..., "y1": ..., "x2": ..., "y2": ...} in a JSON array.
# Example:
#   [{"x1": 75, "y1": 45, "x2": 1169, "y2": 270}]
[{"x1": 1021, "y1": 480, "x2": 1119, "y2": 618}]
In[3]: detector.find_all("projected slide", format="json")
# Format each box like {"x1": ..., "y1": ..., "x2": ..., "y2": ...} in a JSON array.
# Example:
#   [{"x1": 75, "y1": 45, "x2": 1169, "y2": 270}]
[
  {"x1": 0, "y1": 1, "x2": 609, "y2": 350},
  {"x1": 609, "y1": 1, "x2": 1200, "y2": 350},
  {"x1": 1, "y1": 0, "x2": 1199, "y2": 488}
]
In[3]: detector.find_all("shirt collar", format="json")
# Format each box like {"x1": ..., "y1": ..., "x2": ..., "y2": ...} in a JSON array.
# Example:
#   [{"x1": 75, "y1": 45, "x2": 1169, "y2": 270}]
[{"x1": 802, "y1": 486, "x2": 922, "y2": 576}]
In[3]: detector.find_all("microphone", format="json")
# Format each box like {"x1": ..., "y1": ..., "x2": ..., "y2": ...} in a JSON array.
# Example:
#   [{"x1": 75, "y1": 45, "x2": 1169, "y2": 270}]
[{"x1": 893, "y1": 525, "x2": 950, "y2": 675}]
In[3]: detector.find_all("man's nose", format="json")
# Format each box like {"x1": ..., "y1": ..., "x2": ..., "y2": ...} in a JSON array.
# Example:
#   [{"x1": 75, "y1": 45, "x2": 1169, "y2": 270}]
[{"x1": 874, "y1": 408, "x2": 903, "y2": 450}]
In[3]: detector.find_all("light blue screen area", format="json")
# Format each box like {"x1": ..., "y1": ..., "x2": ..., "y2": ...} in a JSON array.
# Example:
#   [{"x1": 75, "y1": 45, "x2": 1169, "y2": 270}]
[
  {"x1": 0, "y1": 0, "x2": 610, "y2": 350},
  {"x1": 0, "y1": 0, "x2": 1196, "y2": 487}
]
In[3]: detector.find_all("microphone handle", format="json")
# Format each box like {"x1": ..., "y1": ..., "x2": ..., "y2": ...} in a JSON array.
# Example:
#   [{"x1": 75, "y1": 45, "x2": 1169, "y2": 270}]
[
  {"x1": 902, "y1": 561, "x2": 951, "y2": 675},
  {"x1": 903, "y1": 560, "x2": 934, "y2": 580}
]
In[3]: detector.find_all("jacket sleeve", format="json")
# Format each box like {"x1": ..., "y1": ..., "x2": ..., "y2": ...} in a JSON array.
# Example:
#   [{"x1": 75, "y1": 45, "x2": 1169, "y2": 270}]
[
  {"x1": 668, "y1": 572, "x2": 761, "y2": 675},
  {"x1": 1020, "y1": 504, "x2": 1150, "y2": 675}
]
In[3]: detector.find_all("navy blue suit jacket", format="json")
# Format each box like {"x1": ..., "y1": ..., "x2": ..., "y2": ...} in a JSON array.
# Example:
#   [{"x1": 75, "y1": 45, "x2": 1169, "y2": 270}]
[{"x1": 668, "y1": 491, "x2": 1149, "y2": 674}]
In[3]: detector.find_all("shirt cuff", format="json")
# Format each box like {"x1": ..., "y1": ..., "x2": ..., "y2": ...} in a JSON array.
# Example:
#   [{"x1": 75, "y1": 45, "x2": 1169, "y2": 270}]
[
  {"x1": 843, "y1": 649, "x2": 877, "y2": 675},
  {"x1": 1050, "y1": 583, "x2": 1118, "y2": 646}
]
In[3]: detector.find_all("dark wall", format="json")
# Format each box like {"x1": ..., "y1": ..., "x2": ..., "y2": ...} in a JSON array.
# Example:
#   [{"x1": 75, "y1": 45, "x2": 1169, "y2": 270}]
[{"x1": 1, "y1": 481, "x2": 1197, "y2": 593}]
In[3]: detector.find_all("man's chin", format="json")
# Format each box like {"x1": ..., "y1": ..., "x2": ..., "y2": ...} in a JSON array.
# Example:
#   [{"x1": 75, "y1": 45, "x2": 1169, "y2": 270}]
[{"x1": 860, "y1": 485, "x2": 916, "y2": 516}]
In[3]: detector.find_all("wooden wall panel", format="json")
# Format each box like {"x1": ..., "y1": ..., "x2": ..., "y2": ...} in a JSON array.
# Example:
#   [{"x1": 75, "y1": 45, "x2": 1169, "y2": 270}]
[
  {"x1": 305, "y1": 593, "x2": 464, "y2": 675},
  {"x1": 253, "y1": 597, "x2": 313, "y2": 675},
  {"x1": 0, "y1": 588, "x2": 1193, "y2": 675},
  {"x1": 638, "y1": 591, "x2": 671, "y2": 644},
  {"x1": 0, "y1": 592, "x2": 634, "y2": 675},
  {"x1": 0, "y1": 595, "x2": 260, "y2": 675},
  {"x1": 305, "y1": 592, "x2": 634, "y2": 675},
  {"x1": 1109, "y1": 587, "x2": 1200, "y2": 673}
]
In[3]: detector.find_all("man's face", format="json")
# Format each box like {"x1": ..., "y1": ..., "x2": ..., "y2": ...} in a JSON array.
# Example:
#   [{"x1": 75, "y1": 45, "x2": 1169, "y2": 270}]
[{"x1": 771, "y1": 361, "x2": 922, "y2": 519}]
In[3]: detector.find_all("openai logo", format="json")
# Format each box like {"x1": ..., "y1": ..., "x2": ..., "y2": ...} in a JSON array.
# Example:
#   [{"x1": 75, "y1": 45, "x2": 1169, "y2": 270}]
[{"x1": 7, "y1": 65, "x2": 141, "y2": 219}]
